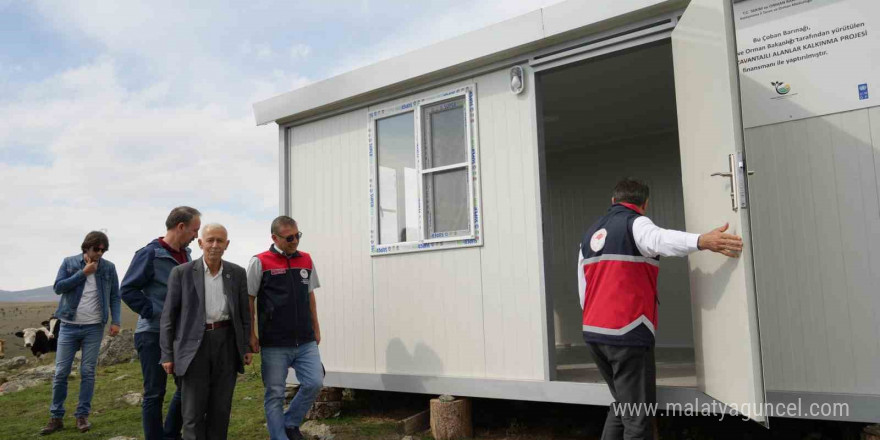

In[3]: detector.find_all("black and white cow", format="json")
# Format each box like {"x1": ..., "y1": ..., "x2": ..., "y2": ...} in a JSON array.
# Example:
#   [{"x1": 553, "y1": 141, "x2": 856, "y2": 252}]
[{"x1": 15, "y1": 317, "x2": 60, "y2": 357}]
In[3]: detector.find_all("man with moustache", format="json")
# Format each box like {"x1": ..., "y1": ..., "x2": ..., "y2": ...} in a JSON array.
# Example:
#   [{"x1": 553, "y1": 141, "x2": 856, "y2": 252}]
[
  {"x1": 160, "y1": 223, "x2": 252, "y2": 440},
  {"x1": 40, "y1": 231, "x2": 121, "y2": 435},
  {"x1": 122, "y1": 206, "x2": 201, "y2": 440},
  {"x1": 247, "y1": 216, "x2": 323, "y2": 440}
]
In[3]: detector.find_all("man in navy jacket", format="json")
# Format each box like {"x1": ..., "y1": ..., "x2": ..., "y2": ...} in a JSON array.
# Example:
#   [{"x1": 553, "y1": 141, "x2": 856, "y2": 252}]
[{"x1": 121, "y1": 206, "x2": 200, "y2": 440}]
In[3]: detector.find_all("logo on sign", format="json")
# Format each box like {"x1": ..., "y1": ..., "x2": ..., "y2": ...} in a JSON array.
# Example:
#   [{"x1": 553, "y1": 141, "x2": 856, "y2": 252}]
[
  {"x1": 771, "y1": 81, "x2": 791, "y2": 95},
  {"x1": 590, "y1": 228, "x2": 608, "y2": 252},
  {"x1": 859, "y1": 83, "x2": 869, "y2": 100}
]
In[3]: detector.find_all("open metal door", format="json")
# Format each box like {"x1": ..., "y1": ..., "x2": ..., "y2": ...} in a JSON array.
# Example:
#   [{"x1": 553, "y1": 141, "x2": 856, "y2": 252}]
[{"x1": 672, "y1": 0, "x2": 767, "y2": 424}]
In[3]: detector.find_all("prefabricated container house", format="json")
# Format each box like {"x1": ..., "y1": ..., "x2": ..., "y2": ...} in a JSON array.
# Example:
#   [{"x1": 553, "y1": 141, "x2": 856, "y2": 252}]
[{"x1": 253, "y1": 0, "x2": 880, "y2": 424}]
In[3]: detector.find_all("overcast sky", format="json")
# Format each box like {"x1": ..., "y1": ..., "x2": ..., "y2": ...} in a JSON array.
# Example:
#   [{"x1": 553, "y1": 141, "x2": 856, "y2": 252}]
[{"x1": 0, "y1": 0, "x2": 562, "y2": 291}]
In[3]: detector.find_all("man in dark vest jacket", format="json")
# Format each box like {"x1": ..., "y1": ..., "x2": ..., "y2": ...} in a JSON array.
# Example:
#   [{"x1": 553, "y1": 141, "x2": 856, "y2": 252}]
[
  {"x1": 247, "y1": 216, "x2": 323, "y2": 440},
  {"x1": 578, "y1": 179, "x2": 742, "y2": 440}
]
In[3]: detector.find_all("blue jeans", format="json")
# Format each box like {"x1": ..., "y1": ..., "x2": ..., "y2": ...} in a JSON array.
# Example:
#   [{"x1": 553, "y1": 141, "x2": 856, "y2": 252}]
[
  {"x1": 261, "y1": 342, "x2": 323, "y2": 440},
  {"x1": 135, "y1": 331, "x2": 183, "y2": 440},
  {"x1": 50, "y1": 322, "x2": 103, "y2": 418}
]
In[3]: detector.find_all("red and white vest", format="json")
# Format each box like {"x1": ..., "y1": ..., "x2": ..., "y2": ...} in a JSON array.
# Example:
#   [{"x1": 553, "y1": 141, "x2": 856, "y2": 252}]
[{"x1": 578, "y1": 203, "x2": 659, "y2": 346}]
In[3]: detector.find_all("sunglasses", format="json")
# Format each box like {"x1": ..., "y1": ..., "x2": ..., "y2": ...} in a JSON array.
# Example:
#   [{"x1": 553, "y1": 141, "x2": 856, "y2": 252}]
[
  {"x1": 92, "y1": 247, "x2": 108, "y2": 253},
  {"x1": 274, "y1": 232, "x2": 303, "y2": 243}
]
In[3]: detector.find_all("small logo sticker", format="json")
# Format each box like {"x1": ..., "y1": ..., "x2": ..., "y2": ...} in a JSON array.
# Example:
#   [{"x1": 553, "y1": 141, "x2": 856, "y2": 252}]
[
  {"x1": 300, "y1": 269, "x2": 309, "y2": 279},
  {"x1": 859, "y1": 83, "x2": 869, "y2": 100},
  {"x1": 590, "y1": 228, "x2": 607, "y2": 252},
  {"x1": 771, "y1": 81, "x2": 791, "y2": 95},
  {"x1": 270, "y1": 268, "x2": 286, "y2": 275}
]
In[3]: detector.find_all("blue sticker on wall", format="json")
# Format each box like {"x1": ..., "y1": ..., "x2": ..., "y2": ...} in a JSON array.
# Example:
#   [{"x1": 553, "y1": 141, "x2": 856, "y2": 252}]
[{"x1": 859, "y1": 83, "x2": 869, "y2": 100}]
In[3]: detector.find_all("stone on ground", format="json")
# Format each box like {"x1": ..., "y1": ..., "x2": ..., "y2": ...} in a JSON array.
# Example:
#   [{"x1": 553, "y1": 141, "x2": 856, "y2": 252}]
[
  {"x1": 301, "y1": 420, "x2": 335, "y2": 439},
  {"x1": 0, "y1": 356, "x2": 27, "y2": 371},
  {"x1": 0, "y1": 377, "x2": 42, "y2": 395},
  {"x1": 307, "y1": 401, "x2": 342, "y2": 420},
  {"x1": 97, "y1": 329, "x2": 138, "y2": 366},
  {"x1": 119, "y1": 392, "x2": 143, "y2": 406}
]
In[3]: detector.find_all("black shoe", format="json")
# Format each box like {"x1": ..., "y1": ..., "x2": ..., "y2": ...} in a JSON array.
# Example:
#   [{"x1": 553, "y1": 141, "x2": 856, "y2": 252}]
[{"x1": 286, "y1": 426, "x2": 305, "y2": 440}]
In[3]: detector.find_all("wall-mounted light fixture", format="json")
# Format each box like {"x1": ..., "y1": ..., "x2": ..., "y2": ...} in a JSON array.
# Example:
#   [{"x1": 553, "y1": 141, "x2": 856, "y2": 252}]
[{"x1": 510, "y1": 66, "x2": 525, "y2": 95}]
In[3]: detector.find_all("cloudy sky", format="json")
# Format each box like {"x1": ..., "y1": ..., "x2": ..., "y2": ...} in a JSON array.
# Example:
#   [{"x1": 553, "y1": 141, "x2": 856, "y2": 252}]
[{"x1": 0, "y1": 0, "x2": 562, "y2": 291}]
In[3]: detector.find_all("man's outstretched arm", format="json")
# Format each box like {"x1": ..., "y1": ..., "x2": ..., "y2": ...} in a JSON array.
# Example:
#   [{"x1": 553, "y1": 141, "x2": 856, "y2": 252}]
[{"x1": 633, "y1": 217, "x2": 742, "y2": 259}]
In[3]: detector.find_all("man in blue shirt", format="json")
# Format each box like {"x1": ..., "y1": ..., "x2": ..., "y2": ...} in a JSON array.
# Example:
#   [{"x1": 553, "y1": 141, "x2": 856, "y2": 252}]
[{"x1": 41, "y1": 230, "x2": 121, "y2": 435}]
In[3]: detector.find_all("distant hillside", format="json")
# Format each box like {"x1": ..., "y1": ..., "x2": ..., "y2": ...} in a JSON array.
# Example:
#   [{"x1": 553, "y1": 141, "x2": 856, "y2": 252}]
[{"x1": 0, "y1": 286, "x2": 57, "y2": 302}]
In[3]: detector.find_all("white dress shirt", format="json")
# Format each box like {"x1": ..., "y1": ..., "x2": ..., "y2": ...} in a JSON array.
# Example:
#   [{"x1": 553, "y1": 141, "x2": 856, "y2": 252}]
[
  {"x1": 631, "y1": 216, "x2": 700, "y2": 259},
  {"x1": 204, "y1": 260, "x2": 230, "y2": 323},
  {"x1": 578, "y1": 216, "x2": 700, "y2": 309}
]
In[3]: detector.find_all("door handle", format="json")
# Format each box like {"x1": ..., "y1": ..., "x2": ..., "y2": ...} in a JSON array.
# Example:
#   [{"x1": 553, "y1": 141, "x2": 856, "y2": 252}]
[
  {"x1": 711, "y1": 165, "x2": 737, "y2": 211},
  {"x1": 716, "y1": 171, "x2": 755, "y2": 176},
  {"x1": 710, "y1": 153, "x2": 752, "y2": 212}
]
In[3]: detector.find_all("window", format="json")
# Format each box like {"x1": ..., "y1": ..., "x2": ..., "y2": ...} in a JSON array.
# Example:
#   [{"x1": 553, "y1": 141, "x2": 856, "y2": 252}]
[
  {"x1": 376, "y1": 112, "x2": 417, "y2": 245},
  {"x1": 369, "y1": 85, "x2": 482, "y2": 255}
]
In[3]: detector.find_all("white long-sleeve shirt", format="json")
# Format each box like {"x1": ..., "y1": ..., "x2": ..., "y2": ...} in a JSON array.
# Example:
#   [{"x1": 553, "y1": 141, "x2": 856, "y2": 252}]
[{"x1": 578, "y1": 217, "x2": 700, "y2": 309}]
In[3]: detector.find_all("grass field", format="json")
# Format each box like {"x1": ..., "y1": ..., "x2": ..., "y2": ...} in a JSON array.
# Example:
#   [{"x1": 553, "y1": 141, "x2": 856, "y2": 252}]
[
  {"x1": 0, "y1": 302, "x2": 140, "y2": 359},
  {"x1": 0, "y1": 353, "x2": 413, "y2": 440}
]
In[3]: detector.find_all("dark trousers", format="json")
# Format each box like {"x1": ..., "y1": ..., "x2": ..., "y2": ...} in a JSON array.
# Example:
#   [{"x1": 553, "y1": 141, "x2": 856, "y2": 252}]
[
  {"x1": 135, "y1": 332, "x2": 183, "y2": 440},
  {"x1": 180, "y1": 326, "x2": 239, "y2": 440},
  {"x1": 587, "y1": 343, "x2": 656, "y2": 440}
]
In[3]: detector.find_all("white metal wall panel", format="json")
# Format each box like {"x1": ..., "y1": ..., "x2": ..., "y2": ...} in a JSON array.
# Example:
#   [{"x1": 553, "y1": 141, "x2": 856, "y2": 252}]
[
  {"x1": 745, "y1": 106, "x2": 880, "y2": 394},
  {"x1": 476, "y1": 68, "x2": 546, "y2": 380},
  {"x1": 289, "y1": 108, "x2": 376, "y2": 373},
  {"x1": 372, "y1": 249, "x2": 486, "y2": 377}
]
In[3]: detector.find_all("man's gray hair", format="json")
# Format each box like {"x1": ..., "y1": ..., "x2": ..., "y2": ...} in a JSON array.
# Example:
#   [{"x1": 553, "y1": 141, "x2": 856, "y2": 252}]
[
  {"x1": 270, "y1": 216, "x2": 297, "y2": 235},
  {"x1": 201, "y1": 223, "x2": 227, "y2": 236}
]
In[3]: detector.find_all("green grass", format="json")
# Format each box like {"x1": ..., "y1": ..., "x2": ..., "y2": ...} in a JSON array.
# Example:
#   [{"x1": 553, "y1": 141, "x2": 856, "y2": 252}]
[
  {"x1": 0, "y1": 355, "x2": 414, "y2": 440},
  {"x1": 1, "y1": 358, "x2": 154, "y2": 439}
]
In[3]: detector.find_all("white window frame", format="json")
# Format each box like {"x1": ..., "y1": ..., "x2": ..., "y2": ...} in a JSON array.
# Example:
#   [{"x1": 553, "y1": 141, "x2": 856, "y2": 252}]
[{"x1": 368, "y1": 84, "x2": 482, "y2": 255}]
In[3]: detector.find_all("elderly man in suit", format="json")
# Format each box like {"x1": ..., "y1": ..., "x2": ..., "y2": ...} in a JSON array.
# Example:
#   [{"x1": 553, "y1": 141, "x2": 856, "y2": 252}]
[{"x1": 160, "y1": 223, "x2": 252, "y2": 440}]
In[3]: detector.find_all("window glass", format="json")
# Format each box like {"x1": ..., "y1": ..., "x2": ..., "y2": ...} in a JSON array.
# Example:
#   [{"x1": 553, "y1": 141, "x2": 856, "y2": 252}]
[
  {"x1": 422, "y1": 97, "x2": 466, "y2": 169},
  {"x1": 376, "y1": 112, "x2": 418, "y2": 244},
  {"x1": 424, "y1": 168, "x2": 469, "y2": 237}
]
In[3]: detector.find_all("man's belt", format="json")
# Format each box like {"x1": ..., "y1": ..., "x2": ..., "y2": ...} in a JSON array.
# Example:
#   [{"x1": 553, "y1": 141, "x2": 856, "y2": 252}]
[{"x1": 205, "y1": 320, "x2": 232, "y2": 331}]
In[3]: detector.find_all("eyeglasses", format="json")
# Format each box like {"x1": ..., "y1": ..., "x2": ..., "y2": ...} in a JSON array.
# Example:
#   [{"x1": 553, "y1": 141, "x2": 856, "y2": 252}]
[
  {"x1": 92, "y1": 247, "x2": 108, "y2": 253},
  {"x1": 274, "y1": 232, "x2": 302, "y2": 243}
]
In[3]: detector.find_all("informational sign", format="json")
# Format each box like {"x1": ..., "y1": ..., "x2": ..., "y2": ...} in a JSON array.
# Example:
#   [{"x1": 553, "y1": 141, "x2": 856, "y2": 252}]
[{"x1": 734, "y1": 0, "x2": 878, "y2": 128}]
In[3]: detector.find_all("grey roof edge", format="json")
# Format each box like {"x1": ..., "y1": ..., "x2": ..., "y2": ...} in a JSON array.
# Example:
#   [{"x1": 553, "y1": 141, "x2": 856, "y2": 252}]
[{"x1": 252, "y1": 0, "x2": 685, "y2": 126}]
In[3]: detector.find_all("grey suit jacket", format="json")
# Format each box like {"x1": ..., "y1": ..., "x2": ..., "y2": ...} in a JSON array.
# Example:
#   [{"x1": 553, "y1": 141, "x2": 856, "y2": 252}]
[{"x1": 159, "y1": 257, "x2": 251, "y2": 377}]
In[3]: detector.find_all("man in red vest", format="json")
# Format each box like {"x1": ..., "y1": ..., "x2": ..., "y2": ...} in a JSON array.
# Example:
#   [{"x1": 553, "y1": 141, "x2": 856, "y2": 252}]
[{"x1": 578, "y1": 178, "x2": 742, "y2": 439}]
